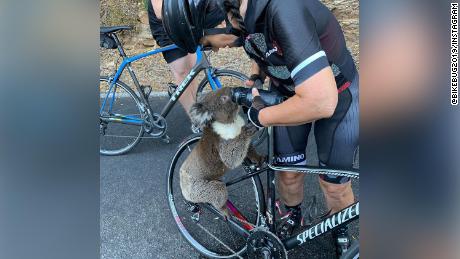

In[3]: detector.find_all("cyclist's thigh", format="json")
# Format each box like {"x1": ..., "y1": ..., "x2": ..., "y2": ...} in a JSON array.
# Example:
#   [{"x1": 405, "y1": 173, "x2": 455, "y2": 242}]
[
  {"x1": 274, "y1": 124, "x2": 311, "y2": 166},
  {"x1": 314, "y1": 73, "x2": 359, "y2": 183},
  {"x1": 168, "y1": 54, "x2": 196, "y2": 76},
  {"x1": 147, "y1": 0, "x2": 188, "y2": 64}
]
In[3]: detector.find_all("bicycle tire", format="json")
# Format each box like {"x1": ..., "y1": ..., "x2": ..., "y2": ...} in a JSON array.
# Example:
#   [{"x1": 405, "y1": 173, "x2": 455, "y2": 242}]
[
  {"x1": 167, "y1": 134, "x2": 265, "y2": 258},
  {"x1": 99, "y1": 76, "x2": 144, "y2": 155},
  {"x1": 340, "y1": 240, "x2": 359, "y2": 259},
  {"x1": 196, "y1": 69, "x2": 267, "y2": 147}
]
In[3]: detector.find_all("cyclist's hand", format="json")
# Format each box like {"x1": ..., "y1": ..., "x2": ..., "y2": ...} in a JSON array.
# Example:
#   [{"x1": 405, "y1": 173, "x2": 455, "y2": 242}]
[
  {"x1": 244, "y1": 80, "x2": 254, "y2": 87},
  {"x1": 247, "y1": 88, "x2": 266, "y2": 129},
  {"x1": 244, "y1": 74, "x2": 264, "y2": 88}
]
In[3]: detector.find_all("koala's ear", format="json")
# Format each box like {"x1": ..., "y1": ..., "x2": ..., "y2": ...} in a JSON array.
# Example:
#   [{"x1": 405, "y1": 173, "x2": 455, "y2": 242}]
[{"x1": 189, "y1": 102, "x2": 213, "y2": 128}]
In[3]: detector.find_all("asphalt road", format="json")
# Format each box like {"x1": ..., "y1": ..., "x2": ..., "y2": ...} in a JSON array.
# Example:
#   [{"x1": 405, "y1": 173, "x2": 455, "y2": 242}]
[{"x1": 101, "y1": 96, "x2": 359, "y2": 259}]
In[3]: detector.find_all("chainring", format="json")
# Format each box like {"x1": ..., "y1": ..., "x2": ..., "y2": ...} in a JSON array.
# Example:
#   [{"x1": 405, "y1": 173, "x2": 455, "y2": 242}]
[
  {"x1": 246, "y1": 228, "x2": 288, "y2": 259},
  {"x1": 144, "y1": 112, "x2": 167, "y2": 138}
]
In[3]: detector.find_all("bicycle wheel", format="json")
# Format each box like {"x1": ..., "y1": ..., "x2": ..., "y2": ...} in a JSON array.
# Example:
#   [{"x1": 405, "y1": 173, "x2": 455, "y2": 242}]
[
  {"x1": 99, "y1": 76, "x2": 144, "y2": 155},
  {"x1": 167, "y1": 134, "x2": 265, "y2": 258},
  {"x1": 197, "y1": 69, "x2": 267, "y2": 147}
]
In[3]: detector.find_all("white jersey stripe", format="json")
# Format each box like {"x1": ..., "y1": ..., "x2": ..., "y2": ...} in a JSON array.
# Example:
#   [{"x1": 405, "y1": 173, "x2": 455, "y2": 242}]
[{"x1": 290, "y1": 50, "x2": 327, "y2": 78}]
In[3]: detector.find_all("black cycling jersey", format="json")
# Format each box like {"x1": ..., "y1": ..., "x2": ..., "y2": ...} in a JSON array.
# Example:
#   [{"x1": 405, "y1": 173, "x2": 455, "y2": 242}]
[{"x1": 243, "y1": 0, "x2": 356, "y2": 92}]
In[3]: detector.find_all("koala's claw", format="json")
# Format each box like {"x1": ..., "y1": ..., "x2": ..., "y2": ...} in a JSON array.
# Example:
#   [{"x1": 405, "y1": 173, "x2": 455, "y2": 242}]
[
  {"x1": 219, "y1": 205, "x2": 230, "y2": 221},
  {"x1": 249, "y1": 155, "x2": 266, "y2": 167},
  {"x1": 243, "y1": 123, "x2": 258, "y2": 136}
]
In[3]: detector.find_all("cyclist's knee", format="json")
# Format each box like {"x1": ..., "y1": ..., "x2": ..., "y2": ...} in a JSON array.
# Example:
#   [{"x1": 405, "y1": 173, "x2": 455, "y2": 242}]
[
  {"x1": 320, "y1": 179, "x2": 352, "y2": 200},
  {"x1": 169, "y1": 57, "x2": 194, "y2": 81},
  {"x1": 279, "y1": 171, "x2": 304, "y2": 186},
  {"x1": 171, "y1": 66, "x2": 190, "y2": 81}
]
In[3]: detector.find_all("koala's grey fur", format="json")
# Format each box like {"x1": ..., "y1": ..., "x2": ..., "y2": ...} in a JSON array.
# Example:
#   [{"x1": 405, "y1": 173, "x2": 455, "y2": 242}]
[{"x1": 180, "y1": 87, "x2": 263, "y2": 215}]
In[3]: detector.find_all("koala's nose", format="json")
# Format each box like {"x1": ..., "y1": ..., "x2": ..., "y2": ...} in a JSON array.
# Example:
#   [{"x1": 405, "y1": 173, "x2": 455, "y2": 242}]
[{"x1": 220, "y1": 95, "x2": 230, "y2": 103}]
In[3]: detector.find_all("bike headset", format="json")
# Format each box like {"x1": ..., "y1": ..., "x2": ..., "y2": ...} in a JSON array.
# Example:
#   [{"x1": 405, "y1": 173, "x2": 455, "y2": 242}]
[{"x1": 162, "y1": 0, "x2": 245, "y2": 53}]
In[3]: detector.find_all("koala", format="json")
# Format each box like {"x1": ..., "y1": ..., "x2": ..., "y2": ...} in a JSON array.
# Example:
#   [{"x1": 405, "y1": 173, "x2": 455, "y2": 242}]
[{"x1": 179, "y1": 87, "x2": 263, "y2": 216}]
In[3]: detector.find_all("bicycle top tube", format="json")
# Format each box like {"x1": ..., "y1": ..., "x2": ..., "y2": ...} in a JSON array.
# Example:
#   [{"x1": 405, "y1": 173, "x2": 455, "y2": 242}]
[
  {"x1": 265, "y1": 126, "x2": 359, "y2": 179},
  {"x1": 124, "y1": 44, "x2": 179, "y2": 64},
  {"x1": 267, "y1": 163, "x2": 359, "y2": 179},
  {"x1": 109, "y1": 45, "x2": 206, "y2": 90}
]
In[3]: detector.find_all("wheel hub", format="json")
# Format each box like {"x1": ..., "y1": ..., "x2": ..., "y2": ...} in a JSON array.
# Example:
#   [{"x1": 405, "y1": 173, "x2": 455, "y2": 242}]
[{"x1": 247, "y1": 228, "x2": 287, "y2": 259}]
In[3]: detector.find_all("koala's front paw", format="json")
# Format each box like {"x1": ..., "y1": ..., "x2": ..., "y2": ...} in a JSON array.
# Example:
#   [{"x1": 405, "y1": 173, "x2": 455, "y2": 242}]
[
  {"x1": 247, "y1": 152, "x2": 266, "y2": 167},
  {"x1": 219, "y1": 205, "x2": 230, "y2": 220},
  {"x1": 242, "y1": 123, "x2": 258, "y2": 137}
]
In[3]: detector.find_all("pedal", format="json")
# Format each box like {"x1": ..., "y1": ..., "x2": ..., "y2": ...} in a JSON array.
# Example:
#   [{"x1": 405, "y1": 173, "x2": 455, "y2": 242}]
[
  {"x1": 188, "y1": 204, "x2": 201, "y2": 222},
  {"x1": 140, "y1": 85, "x2": 152, "y2": 99},
  {"x1": 191, "y1": 212, "x2": 201, "y2": 222},
  {"x1": 167, "y1": 83, "x2": 178, "y2": 97},
  {"x1": 161, "y1": 135, "x2": 171, "y2": 144}
]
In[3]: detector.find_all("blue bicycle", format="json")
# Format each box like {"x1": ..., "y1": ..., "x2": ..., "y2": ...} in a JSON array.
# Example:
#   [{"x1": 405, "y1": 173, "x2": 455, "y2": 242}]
[{"x1": 99, "y1": 26, "x2": 249, "y2": 155}]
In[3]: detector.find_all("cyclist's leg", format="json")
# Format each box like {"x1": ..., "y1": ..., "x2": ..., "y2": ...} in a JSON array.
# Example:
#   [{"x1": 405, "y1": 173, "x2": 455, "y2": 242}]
[
  {"x1": 314, "y1": 72, "x2": 359, "y2": 214},
  {"x1": 148, "y1": 1, "x2": 198, "y2": 116},
  {"x1": 314, "y1": 72, "x2": 358, "y2": 254},
  {"x1": 167, "y1": 54, "x2": 199, "y2": 115},
  {"x1": 273, "y1": 124, "x2": 310, "y2": 237},
  {"x1": 274, "y1": 125, "x2": 310, "y2": 206}
]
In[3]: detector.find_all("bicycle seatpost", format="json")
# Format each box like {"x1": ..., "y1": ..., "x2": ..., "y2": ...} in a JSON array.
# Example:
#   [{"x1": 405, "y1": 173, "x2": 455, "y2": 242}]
[{"x1": 112, "y1": 34, "x2": 128, "y2": 58}]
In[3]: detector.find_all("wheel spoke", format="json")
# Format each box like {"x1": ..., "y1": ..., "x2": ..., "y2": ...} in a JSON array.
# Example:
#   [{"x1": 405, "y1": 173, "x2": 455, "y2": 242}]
[
  {"x1": 99, "y1": 77, "x2": 143, "y2": 155},
  {"x1": 196, "y1": 223, "x2": 244, "y2": 259}
]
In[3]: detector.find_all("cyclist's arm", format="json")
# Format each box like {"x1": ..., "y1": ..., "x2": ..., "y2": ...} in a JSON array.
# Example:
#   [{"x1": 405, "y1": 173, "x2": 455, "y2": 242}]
[
  {"x1": 250, "y1": 62, "x2": 261, "y2": 77},
  {"x1": 245, "y1": 62, "x2": 265, "y2": 87},
  {"x1": 152, "y1": 0, "x2": 162, "y2": 19},
  {"x1": 257, "y1": 2, "x2": 338, "y2": 126},
  {"x1": 258, "y1": 67, "x2": 337, "y2": 126}
]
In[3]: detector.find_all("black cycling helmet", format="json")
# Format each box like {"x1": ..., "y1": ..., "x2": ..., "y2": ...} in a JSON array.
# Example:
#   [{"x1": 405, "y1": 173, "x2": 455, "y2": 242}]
[{"x1": 162, "y1": 0, "x2": 243, "y2": 53}]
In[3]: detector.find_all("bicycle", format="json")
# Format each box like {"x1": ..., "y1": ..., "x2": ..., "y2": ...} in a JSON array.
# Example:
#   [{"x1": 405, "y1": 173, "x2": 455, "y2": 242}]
[
  {"x1": 99, "y1": 26, "x2": 252, "y2": 155},
  {"x1": 167, "y1": 88, "x2": 359, "y2": 258}
]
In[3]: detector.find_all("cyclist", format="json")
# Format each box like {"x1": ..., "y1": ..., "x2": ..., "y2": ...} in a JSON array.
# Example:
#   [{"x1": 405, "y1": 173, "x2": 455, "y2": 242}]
[
  {"x1": 162, "y1": 0, "x2": 358, "y2": 255},
  {"x1": 147, "y1": 0, "x2": 225, "y2": 132}
]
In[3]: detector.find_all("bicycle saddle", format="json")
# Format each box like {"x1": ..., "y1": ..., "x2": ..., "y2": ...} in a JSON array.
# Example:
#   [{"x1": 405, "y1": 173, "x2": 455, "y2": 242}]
[{"x1": 100, "y1": 26, "x2": 133, "y2": 34}]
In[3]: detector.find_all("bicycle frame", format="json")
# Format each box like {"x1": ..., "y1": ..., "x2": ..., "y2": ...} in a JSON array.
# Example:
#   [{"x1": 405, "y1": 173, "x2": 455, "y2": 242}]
[
  {"x1": 100, "y1": 34, "x2": 224, "y2": 127},
  {"x1": 214, "y1": 126, "x2": 360, "y2": 252}
]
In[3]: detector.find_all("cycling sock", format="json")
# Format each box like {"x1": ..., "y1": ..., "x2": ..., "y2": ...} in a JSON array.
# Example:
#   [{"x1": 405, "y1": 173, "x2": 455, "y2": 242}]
[{"x1": 284, "y1": 203, "x2": 301, "y2": 212}]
